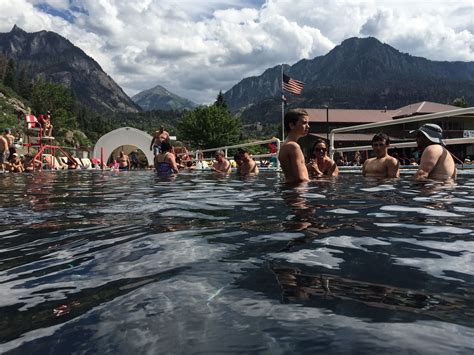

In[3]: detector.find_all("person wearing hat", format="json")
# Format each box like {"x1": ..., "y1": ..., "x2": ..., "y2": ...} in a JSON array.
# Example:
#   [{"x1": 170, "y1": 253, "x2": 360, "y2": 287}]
[{"x1": 412, "y1": 123, "x2": 456, "y2": 180}]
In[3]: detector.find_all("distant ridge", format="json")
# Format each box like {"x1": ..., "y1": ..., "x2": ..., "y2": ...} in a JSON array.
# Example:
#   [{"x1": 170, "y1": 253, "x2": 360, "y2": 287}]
[
  {"x1": 0, "y1": 25, "x2": 140, "y2": 113},
  {"x1": 224, "y1": 37, "x2": 474, "y2": 123},
  {"x1": 132, "y1": 84, "x2": 197, "y2": 111}
]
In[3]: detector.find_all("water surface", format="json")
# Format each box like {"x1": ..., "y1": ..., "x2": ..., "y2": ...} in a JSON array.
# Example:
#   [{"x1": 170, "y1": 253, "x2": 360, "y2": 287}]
[{"x1": 1, "y1": 171, "x2": 473, "y2": 353}]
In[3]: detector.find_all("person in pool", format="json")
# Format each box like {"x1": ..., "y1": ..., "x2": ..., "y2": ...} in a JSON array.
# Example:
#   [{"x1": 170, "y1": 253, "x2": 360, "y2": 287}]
[
  {"x1": 362, "y1": 133, "x2": 399, "y2": 178},
  {"x1": 412, "y1": 123, "x2": 456, "y2": 180},
  {"x1": 306, "y1": 139, "x2": 339, "y2": 177},
  {"x1": 118, "y1": 151, "x2": 130, "y2": 170},
  {"x1": 212, "y1": 150, "x2": 231, "y2": 173},
  {"x1": 278, "y1": 109, "x2": 310, "y2": 183},
  {"x1": 155, "y1": 141, "x2": 179, "y2": 174},
  {"x1": 234, "y1": 148, "x2": 259, "y2": 175}
]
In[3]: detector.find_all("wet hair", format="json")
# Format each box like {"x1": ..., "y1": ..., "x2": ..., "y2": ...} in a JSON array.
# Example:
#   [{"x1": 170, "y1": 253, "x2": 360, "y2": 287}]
[
  {"x1": 233, "y1": 152, "x2": 243, "y2": 161},
  {"x1": 371, "y1": 133, "x2": 390, "y2": 145},
  {"x1": 284, "y1": 109, "x2": 308, "y2": 132},
  {"x1": 161, "y1": 141, "x2": 172, "y2": 152}
]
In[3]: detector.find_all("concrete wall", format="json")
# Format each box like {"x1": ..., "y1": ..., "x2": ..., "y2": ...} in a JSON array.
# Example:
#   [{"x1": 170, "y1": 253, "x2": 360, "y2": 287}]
[{"x1": 92, "y1": 127, "x2": 154, "y2": 165}]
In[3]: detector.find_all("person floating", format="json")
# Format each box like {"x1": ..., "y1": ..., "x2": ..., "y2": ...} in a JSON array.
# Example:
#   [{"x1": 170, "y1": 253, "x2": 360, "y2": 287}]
[
  {"x1": 362, "y1": 133, "x2": 400, "y2": 178},
  {"x1": 278, "y1": 109, "x2": 310, "y2": 183},
  {"x1": 150, "y1": 126, "x2": 170, "y2": 156},
  {"x1": 411, "y1": 123, "x2": 456, "y2": 180},
  {"x1": 306, "y1": 139, "x2": 339, "y2": 177}
]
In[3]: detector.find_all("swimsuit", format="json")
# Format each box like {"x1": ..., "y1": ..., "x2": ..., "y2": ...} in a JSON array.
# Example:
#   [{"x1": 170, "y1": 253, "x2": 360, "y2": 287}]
[{"x1": 156, "y1": 153, "x2": 174, "y2": 174}]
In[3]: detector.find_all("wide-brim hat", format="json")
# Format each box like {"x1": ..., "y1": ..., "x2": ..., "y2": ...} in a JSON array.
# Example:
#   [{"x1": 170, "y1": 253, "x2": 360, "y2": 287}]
[{"x1": 410, "y1": 123, "x2": 445, "y2": 146}]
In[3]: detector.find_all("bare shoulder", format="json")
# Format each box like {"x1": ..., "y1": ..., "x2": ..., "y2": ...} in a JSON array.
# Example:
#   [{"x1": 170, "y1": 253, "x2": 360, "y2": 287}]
[{"x1": 386, "y1": 156, "x2": 399, "y2": 165}]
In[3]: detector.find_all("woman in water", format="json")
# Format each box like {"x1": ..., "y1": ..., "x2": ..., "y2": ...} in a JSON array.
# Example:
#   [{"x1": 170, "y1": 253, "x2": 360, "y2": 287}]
[
  {"x1": 306, "y1": 139, "x2": 339, "y2": 177},
  {"x1": 154, "y1": 141, "x2": 179, "y2": 174}
]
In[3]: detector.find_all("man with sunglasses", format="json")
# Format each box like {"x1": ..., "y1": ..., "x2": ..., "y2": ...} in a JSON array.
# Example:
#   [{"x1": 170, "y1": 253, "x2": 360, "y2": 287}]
[
  {"x1": 411, "y1": 123, "x2": 456, "y2": 180},
  {"x1": 362, "y1": 133, "x2": 400, "y2": 178}
]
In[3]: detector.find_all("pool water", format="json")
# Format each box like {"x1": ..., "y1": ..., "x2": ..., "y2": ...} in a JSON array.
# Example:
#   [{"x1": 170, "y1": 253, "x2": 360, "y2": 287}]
[{"x1": 0, "y1": 171, "x2": 473, "y2": 353}]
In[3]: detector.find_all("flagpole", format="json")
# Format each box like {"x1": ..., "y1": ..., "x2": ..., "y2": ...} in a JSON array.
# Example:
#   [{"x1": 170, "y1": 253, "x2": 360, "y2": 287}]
[{"x1": 281, "y1": 64, "x2": 285, "y2": 141}]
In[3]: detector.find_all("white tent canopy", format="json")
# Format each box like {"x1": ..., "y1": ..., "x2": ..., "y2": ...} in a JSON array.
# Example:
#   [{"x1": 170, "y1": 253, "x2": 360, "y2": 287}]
[{"x1": 92, "y1": 127, "x2": 154, "y2": 165}]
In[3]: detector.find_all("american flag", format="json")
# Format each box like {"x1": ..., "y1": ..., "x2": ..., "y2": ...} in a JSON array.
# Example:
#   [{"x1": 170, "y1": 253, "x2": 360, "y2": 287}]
[{"x1": 282, "y1": 73, "x2": 304, "y2": 95}]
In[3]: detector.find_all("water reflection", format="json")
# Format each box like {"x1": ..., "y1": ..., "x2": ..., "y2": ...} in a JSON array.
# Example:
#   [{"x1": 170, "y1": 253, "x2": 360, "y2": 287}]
[{"x1": 0, "y1": 171, "x2": 473, "y2": 353}]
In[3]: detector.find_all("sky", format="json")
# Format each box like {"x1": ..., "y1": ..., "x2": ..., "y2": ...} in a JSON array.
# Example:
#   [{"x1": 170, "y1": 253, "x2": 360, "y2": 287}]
[{"x1": 0, "y1": 0, "x2": 473, "y2": 104}]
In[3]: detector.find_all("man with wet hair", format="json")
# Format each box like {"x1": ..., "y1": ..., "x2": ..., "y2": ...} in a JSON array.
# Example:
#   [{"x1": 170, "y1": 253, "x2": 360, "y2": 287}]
[
  {"x1": 362, "y1": 133, "x2": 399, "y2": 178},
  {"x1": 278, "y1": 109, "x2": 310, "y2": 183},
  {"x1": 235, "y1": 148, "x2": 259, "y2": 175},
  {"x1": 412, "y1": 123, "x2": 456, "y2": 180}
]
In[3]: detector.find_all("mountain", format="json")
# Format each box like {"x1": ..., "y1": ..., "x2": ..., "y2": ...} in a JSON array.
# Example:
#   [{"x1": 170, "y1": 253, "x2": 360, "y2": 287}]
[
  {"x1": 224, "y1": 37, "x2": 474, "y2": 123},
  {"x1": 132, "y1": 84, "x2": 197, "y2": 111},
  {"x1": 0, "y1": 25, "x2": 140, "y2": 113}
]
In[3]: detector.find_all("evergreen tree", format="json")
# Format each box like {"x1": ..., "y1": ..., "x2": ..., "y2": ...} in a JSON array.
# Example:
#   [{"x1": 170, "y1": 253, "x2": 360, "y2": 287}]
[
  {"x1": 214, "y1": 90, "x2": 228, "y2": 110},
  {"x1": 18, "y1": 69, "x2": 32, "y2": 100},
  {"x1": 4, "y1": 59, "x2": 17, "y2": 91},
  {"x1": 452, "y1": 96, "x2": 468, "y2": 108}
]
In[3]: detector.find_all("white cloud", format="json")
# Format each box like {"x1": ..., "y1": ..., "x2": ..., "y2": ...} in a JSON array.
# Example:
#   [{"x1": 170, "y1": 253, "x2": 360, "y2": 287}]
[{"x1": 0, "y1": 0, "x2": 472, "y2": 104}]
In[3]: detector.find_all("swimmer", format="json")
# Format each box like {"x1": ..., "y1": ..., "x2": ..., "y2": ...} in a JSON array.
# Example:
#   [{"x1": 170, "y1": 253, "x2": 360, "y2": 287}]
[
  {"x1": 278, "y1": 109, "x2": 310, "y2": 183},
  {"x1": 155, "y1": 141, "x2": 179, "y2": 174},
  {"x1": 362, "y1": 133, "x2": 399, "y2": 178},
  {"x1": 412, "y1": 123, "x2": 456, "y2": 180},
  {"x1": 235, "y1": 148, "x2": 259, "y2": 175},
  {"x1": 306, "y1": 139, "x2": 338, "y2": 177},
  {"x1": 211, "y1": 150, "x2": 231, "y2": 173}
]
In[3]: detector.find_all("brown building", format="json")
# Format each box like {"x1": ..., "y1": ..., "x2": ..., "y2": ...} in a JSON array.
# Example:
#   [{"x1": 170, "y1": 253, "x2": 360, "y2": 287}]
[{"x1": 299, "y1": 101, "x2": 473, "y2": 163}]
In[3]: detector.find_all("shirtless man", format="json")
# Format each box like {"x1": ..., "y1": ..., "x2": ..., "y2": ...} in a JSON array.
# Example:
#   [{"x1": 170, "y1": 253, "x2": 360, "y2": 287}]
[
  {"x1": 412, "y1": 123, "x2": 456, "y2": 180},
  {"x1": 235, "y1": 148, "x2": 259, "y2": 175},
  {"x1": 306, "y1": 139, "x2": 339, "y2": 177},
  {"x1": 278, "y1": 109, "x2": 310, "y2": 183},
  {"x1": 118, "y1": 151, "x2": 130, "y2": 170},
  {"x1": 38, "y1": 112, "x2": 53, "y2": 137},
  {"x1": 212, "y1": 150, "x2": 231, "y2": 173},
  {"x1": 150, "y1": 126, "x2": 170, "y2": 156},
  {"x1": 362, "y1": 133, "x2": 400, "y2": 178},
  {"x1": 0, "y1": 134, "x2": 8, "y2": 171},
  {"x1": 3, "y1": 128, "x2": 15, "y2": 158}
]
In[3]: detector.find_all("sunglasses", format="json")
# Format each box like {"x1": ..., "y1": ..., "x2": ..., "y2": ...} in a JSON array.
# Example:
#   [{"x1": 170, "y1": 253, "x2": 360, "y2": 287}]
[{"x1": 314, "y1": 148, "x2": 327, "y2": 152}]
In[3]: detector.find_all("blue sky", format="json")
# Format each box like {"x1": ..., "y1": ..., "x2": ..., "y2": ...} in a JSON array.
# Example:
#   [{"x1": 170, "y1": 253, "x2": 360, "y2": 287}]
[{"x1": 1, "y1": 0, "x2": 473, "y2": 104}]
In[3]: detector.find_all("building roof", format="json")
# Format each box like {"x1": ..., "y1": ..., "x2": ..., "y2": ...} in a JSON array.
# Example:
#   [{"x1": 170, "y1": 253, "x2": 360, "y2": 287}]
[
  {"x1": 304, "y1": 101, "x2": 460, "y2": 123},
  {"x1": 310, "y1": 133, "x2": 404, "y2": 142},
  {"x1": 390, "y1": 101, "x2": 459, "y2": 118},
  {"x1": 305, "y1": 108, "x2": 394, "y2": 123}
]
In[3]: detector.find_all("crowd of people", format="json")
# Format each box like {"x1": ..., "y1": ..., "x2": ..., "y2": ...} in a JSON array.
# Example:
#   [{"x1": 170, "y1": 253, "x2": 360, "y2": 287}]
[{"x1": 278, "y1": 109, "x2": 459, "y2": 183}]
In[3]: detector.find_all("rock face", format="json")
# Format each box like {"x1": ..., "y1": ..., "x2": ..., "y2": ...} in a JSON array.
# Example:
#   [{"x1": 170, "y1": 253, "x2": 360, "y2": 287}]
[
  {"x1": 0, "y1": 25, "x2": 140, "y2": 113},
  {"x1": 132, "y1": 84, "x2": 196, "y2": 111},
  {"x1": 224, "y1": 37, "x2": 474, "y2": 122}
]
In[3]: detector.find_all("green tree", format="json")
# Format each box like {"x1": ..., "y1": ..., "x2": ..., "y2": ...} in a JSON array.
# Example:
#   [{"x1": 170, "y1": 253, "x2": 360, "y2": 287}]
[
  {"x1": 452, "y1": 96, "x2": 468, "y2": 108},
  {"x1": 31, "y1": 79, "x2": 75, "y2": 114},
  {"x1": 214, "y1": 90, "x2": 228, "y2": 109},
  {"x1": 3, "y1": 59, "x2": 17, "y2": 91},
  {"x1": 17, "y1": 69, "x2": 32, "y2": 100},
  {"x1": 177, "y1": 105, "x2": 241, "y2": 149}
]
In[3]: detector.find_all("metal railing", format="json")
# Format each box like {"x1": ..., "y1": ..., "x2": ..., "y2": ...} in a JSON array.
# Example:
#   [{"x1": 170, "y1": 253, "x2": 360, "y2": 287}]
[
  {"x1": 188, "y1": 138, "x2": 281, "y2": 169},
  {"x1": 328, "y1": 107, "x2": 474, "y2": 159}
]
